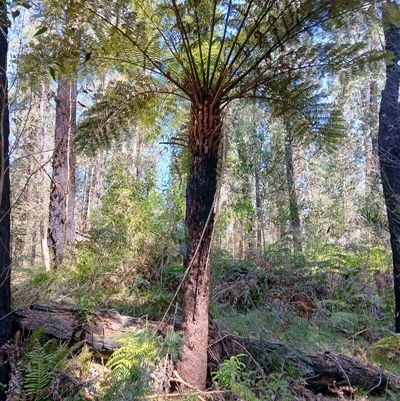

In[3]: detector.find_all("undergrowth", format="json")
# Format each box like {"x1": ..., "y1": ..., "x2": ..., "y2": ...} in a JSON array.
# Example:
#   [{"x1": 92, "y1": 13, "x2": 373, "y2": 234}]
[{"x1": 10, "y1": 242, "x2": 398, "y2": 400}]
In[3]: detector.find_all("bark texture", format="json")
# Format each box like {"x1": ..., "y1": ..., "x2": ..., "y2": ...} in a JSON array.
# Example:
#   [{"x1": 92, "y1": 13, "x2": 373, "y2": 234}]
[
  {"x1": 48, "y1": 79, "x2": 77, "y2": 267},
  {"x1": 0, "y1": 4, "x2": 11, "y2": 398},
  {"x1": 378, "y1": 25, "x2": 400, "y2": 333},
  {"x1": 11, "y1": 305, "x2": 395, "y2": 396},
  {"x1": 11, "y1": 304, "x2": 172, "y2": 353},
  {"x1": 177, "y1": 97, "x2": 221, "y2": 390}
]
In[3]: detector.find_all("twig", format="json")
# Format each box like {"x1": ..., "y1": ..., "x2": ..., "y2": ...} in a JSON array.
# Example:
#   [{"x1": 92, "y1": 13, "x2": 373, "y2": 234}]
[
  {"x1": 324, "y1": 353, "x2": 352, "y2": 388},
  {"x1": 363, "y1": 371, "x2": 382, "y2": 396},
  {"x1": 230, "y1": 338, "x2": 266, "y2": 379}
]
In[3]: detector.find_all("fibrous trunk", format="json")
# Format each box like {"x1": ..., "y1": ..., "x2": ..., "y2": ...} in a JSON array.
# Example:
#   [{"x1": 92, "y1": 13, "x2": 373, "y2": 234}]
[
  {"x1": 48, "y1": 79, "x2": 77, "y2": 268},
  {"x1": 177, "y1": 97, "x2": 221, "y2": 390},
  {"x1": 0, "y1": 4, "x2": 11, "y2": 398},
  {"x1": 378, "y1": 25, "x2": 400, "y2": 332}
]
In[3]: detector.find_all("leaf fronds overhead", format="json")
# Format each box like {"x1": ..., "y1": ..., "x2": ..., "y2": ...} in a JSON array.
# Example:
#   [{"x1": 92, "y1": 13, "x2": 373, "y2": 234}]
[
  {"x1": 76, "y1": 76, "x2": 179, "y2": 155},
  {"x1": 83, "y1": 0, "x2": 374, "y2": 103}
]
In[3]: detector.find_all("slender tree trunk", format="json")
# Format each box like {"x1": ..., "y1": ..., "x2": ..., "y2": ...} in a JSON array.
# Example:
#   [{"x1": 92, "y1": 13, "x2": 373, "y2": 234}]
[
  {"x1": 0, "y1": 3, "x2": 11, "y2": 397},
  {"x1": 284, "y1": 135, "x2": 302, "y2": 253},
  {"x1": 83, "y1": 166, "x2": 93, "y2": 232},
  {"x1": 48, "y1": 78, "x2": 77, "y2": 268},
  {"x1": 378, "y1": 24, "x2": 400, "y2": 333},
  {"x1": 177, "y1": 97, "x2": 221, "y2": 390},
  {"x1": 255, "y1": 168, "x2": 264, "y2": 252}
]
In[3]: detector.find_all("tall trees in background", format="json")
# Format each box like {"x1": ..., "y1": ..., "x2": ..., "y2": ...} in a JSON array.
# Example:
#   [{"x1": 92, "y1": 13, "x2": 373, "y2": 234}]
[
  {"x1": 378, "y1": 2, "x2": 400, "y2": 333},
  {"x1": 0, "y1": 0, "x2": 11, "y2": 397},
  {"x1": 80, "y1": 0, "x2": 374, "y2": 389}
]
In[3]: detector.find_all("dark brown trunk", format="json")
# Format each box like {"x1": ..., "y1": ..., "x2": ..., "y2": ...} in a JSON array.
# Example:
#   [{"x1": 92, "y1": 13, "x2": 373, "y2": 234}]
[
  {"x1": 48, "y1": 79, "x2": 77, "y2": 268},
  {"x1": 378, "y1": 25, "x2": 400, "y2": 333},
  {"x1": 177, "y1": 97, "x2": 221, "y2": 390},
  {"x1": 0, "y1": 3, "x2": 11, "y2": 397}
]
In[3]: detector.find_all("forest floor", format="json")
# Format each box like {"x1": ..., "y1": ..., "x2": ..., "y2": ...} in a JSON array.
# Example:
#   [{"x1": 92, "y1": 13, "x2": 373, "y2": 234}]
[{"x1": 9, "y1": 244, "x2": 400, "y2": 400}]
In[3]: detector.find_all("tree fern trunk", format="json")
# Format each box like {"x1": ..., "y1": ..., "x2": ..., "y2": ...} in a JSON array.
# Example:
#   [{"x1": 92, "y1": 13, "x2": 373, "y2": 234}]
[{"x1": 177, "y1": 97, "x2": 221, "y2": 390}]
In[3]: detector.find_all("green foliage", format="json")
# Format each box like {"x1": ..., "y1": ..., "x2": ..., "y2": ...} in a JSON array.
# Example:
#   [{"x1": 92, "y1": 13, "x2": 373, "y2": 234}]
[
  {"x1": 158, "y1": 330, "x2": 184, "y2": 363},
  {"x1": 383, "y1": 1, "x2": 400, "y2": 29},
  {"x1": 12, "y1": 267, "x2": 56, "y2": 307},
  {"x1": 7, "y1": 328, "x2": 83, "y2": 401},
  {"x1": 212, "y1": 355, "x2": 292, "y2": 401},
  {"x1": 212, "y1": 354, "x2": 259, "y2": 401},
  {"x1": 76, "y1": 80, "x2": 167, "y2": 155},
  {"x1": 71, "y1": 160, "x2": 181, "y2": 312},
  {"x1": 263, "y1": 373, "x2": 292, "y2": 401},
  {"x1": 369, "y1": 334, "x2": 400, "y2": 374},
  {"x1": 329, "y1": 311, "x2": 360, "y2": 331},
  {"x1": 103, "y1": 329, "x2": 158, "y2": 401}
]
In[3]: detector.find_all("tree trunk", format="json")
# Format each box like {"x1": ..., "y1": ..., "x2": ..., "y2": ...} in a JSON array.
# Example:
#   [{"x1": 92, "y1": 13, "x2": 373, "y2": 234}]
[
  {"x1": 255, "y1": 168, "x2": 265, "y2": 253},
  {"x1": 284, "y1": 134, "x2": 302, "y2": 253},
  {"x1": 0, "y1": 4, "x2": 11, "y2": 398},
  {"x1": 48, "y1": 78, "x2": 77, "y2": 268},
  {"x1": 378, "y1": 23, "x2": 400, "y2": 333},
  {"x1": 177, "y1": 97, "x2": 221, "y2": 390}
]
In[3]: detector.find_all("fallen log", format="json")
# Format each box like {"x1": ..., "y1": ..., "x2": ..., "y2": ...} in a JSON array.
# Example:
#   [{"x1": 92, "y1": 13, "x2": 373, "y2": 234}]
[
  {"x1": 11, "y1": 304, "x2": 173, "y2": 352},
  {"x1": 208, "y1": 329, "x2": 396, "y2": 395},
  {"x1": 11, "y1": 304, "x2": 397, "y2": 396}
]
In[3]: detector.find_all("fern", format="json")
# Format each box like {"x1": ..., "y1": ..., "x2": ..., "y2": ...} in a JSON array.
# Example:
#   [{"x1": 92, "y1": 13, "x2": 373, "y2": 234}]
[
  {"x1": 6, "y1": 328, "x2": 83, "y2": 401},
  {"x1": 212, "y1": 354, "x2": 260, "y2": 401},
  {"x1": 104, "y1": 329, "x2": 158, "y2": 401},
  {"x1": 329, "y1": 311, "x2": 359, "y2": 331},
  {"x1": 158, "y1": 330, "x2": 183, "y2": 363},
  {"x1": 369, "y1": 333, "x2": 400, "y2": 373}
]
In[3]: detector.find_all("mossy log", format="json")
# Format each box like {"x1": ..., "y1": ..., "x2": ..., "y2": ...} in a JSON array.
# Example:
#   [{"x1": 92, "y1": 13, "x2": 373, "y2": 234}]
[{"x1": 11, "y1": 304, "x2": 397, "y2": 395}]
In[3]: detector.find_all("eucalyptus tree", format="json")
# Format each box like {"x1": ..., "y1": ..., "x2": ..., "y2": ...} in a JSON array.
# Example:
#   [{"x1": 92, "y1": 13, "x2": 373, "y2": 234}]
[
  {"x1": 378, "y1": 1, "x2": 400, "y2": 333},
  {"x1": 45, "y1": 0, "x2": 83, "y2": 267},
  {"x1": 0, "y1": 0, "x2": 11, "y2": 397},
  {"x1": 15, "y1": 0, "x2": 94, "y2": 268},
  {"x1": 82, "y1": 0, "x2": 373, "y2": 389}
]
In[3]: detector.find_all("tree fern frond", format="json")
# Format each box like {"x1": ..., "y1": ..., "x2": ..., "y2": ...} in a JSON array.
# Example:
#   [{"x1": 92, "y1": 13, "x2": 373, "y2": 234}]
[
  {"x1": 383, "y1": 1, "x2": 400, "y2": 28},
  {"x1": 76, "y1": 78, "x2": 178, "y2": 155}
]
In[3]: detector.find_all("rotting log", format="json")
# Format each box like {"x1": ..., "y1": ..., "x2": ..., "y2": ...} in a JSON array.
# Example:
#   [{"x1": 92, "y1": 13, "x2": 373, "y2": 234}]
[
  {"x1": 11, "y1": 304, "x2": 173, "y2": 352},
  {"x1": 208, "y1": 327, "x2": 397, "y2": 395},
  {"x1": 11, "y1": 304, "x2": 397, "y2": 395}
]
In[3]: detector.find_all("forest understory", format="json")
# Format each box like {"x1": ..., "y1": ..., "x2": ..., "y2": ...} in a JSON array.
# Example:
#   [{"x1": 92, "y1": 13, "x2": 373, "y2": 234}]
[{"x1": 8, "y1": 245, "x2": 400, "y2": 401}]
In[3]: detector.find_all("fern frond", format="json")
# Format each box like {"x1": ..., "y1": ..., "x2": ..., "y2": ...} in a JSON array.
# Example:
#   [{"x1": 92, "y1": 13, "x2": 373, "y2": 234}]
[
  {"x1": 106, "y1": 329, "x2": 158, "y2": 375},
  {"x1": 369, "y1": 333, "x2": 400, "y2": 373}
]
